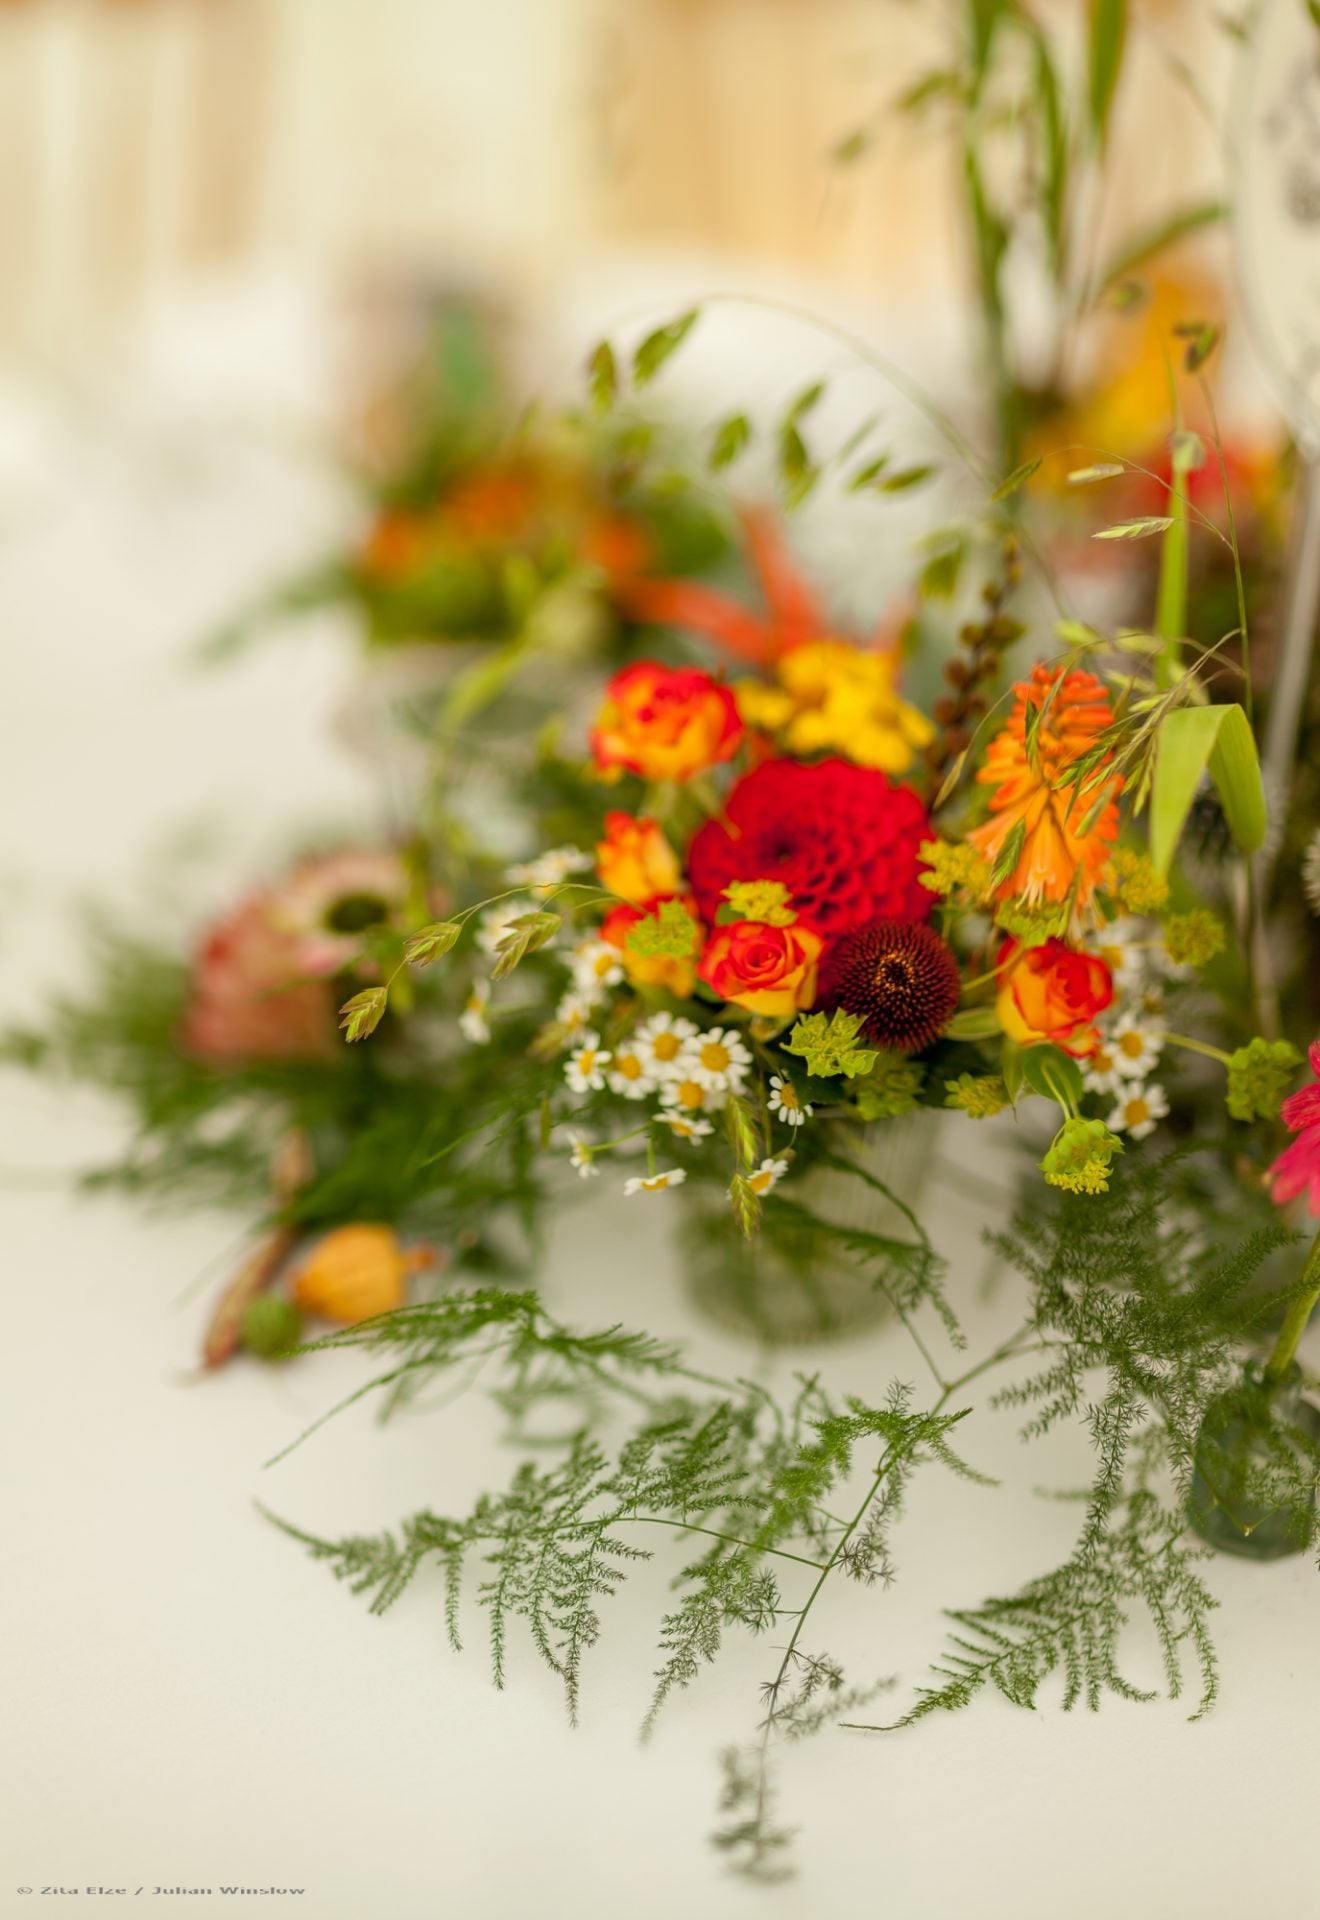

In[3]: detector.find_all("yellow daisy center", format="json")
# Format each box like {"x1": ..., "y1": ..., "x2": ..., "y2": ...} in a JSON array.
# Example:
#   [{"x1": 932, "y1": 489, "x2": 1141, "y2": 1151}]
[
  {"x1": 1118, "y1": 1032, "x2": 1145, "y2": 1059},
  {"x1": 651, "y1": 1032, "x2": 682, "y2": 1062},
  {"x1": 1125, "y1": 1097, "x2": 1150, "y2": 1127},
  {"x1": 779, "y1": 1084, "x2": 800, "y2": 1111},
  {"x1": 616, "y1": 1052, "x2": 644, "y2": 1080},
  {"x1": 700, "y1": 1040, "x2": 732, "y2": 1074},
  {"x1": 578, "y1": 1049, "x2": 597, "y2": 1071},
  {"x1": 1092, "y1": 1046, "x2": 1114, "y2": 1073},
  {"x1": 675, "y1": 1079, "x2": 705, "y2": 1111},
  {"x1": 749, "y1": 1169, "x2": 775, "y2": 1195}
]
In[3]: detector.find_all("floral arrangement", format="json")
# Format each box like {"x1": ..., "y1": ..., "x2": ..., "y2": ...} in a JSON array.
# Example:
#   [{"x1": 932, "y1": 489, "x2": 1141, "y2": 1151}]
[{"x1": 14, "y1": 5, "x2": 1320, "y2": 1889}]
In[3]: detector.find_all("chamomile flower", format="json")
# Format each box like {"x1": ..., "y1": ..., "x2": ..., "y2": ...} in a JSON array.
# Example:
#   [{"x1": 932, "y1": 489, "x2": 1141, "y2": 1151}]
[
  {"x1": 1090, "y1": 917, "x2": 1147, "y2": 991},
  {"x1": 556, "y1": 990, "x2": 598, "y2": 1039},
  {"x1": 660, "y1": 1076, "x2": 728, "y2": 1118},
  {"x1": 564, "y1": 1130, "x2": 599, "y2": 1179},
  {"x1": 565, "y1": 1031, "x2": 612, "y2": 1093},
  {"x1": 506, "y1": 846, "x2": 593, "y2": 894},
  {"x1": 682, "y1": 1026, "x2": 752, "y2": 1093},
  {"x1": 635, "y1": 1012, "x2": 698, "y2": 1082},
  {"x1": 768, "y1": 1075, "x2": 812, "y2": 1128},
  {"x1": 458, "y1": 979, "x2": 490, "y2": 1045},
  {"x1": 741, "y1": 1157, "x2": 790, "y2": 1198},
  {"x1": 656, "y1": 1111, "x2": 714, "y2": 1141},
  {"x1": 624, "y1": 1168, "x2": 687, "y2": 1196},
  {"x1": 606, "y1": 1040, "x2": 656, "y2": 1100},
  {"x1": 1109, "y1": 1013, "x2": 1163, "y2": 1081},
  {"x1": 1081, "y1": 1037, "x2": 1123, "y2": 1096},
  {"x1": 571, "y1": 940, "x2": 625, "y2": 997},
  {"x1": 1107, "y1": 1081, "x2": 1169, "y2": 1141}
]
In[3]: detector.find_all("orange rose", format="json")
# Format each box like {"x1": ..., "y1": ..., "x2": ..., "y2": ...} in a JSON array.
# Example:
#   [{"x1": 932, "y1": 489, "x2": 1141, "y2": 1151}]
[
  {"x1": 601, "y1": 896, "x2": 703, "y2": 998},
  {"x1": 996, "y1": 937, "x2": 1114, "y2": 1057},
  {"x1": 698, "y1": 919, "x2": 823, "y2": 1018},
  {"x1": 595, "y1": 811, "x2": 682, "y2": 906},
  {"x1": 591, "y1": 662, "x2": 743, "y2": 783}
]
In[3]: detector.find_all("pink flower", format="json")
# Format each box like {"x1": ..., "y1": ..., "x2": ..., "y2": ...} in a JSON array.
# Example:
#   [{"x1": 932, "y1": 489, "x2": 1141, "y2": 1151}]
[
  {"x1": 181, "y1": 892, "x2": 338, "y2": 1066},
  {"x1": 1279, "y1": 1040, "x2": 1320, "y2": 1133},
  {"x1": 1267, "y1": 1040, "x2": 1320, "y2": 1216},
  {"x1": 271, "y1": 850, "x2": 413, "y2": 977}
]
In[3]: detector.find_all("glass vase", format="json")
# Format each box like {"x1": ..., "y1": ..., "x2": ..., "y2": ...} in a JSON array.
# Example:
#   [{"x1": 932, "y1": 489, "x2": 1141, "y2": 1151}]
[
  {"x1": 678, "y1": 1112, "x2": 942, "y2": 1347},
  {"x1": 1188, "y1": 1362, "x2": 1320, "y2": 1560}
]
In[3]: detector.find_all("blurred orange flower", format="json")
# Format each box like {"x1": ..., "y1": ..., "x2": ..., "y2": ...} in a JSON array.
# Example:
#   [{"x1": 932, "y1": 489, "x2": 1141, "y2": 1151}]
[
  {"x1": 596, "y1": 812, "x2": 682, "y2": 906},
  {"x1": 699, "y1": 919, "x2": 823, "y2": 1017},
  {"x1": 591, "y1": 662, "x2": 743, "y2": 783},
  {"x1": 997, "y1": 937, "x2": 1114, "y2": 1057},
  {"x1": 601, "y1": 896, "x2": 703, "y2": 998}
]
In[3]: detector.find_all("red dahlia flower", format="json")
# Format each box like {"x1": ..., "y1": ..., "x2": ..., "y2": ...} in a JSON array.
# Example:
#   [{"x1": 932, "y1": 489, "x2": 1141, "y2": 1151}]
[{"x1": 687, "y1": 757, "x2": 933, "y2": 943}]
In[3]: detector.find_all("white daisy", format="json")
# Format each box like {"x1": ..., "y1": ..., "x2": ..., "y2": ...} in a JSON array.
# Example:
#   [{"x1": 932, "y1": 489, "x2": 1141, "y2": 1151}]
[
  {"x1": 1091, "y1": 917, "x2": 1147, "y2": 991},
  {"x1": 556, "y1": 990, "x2": 598, "y2": 1039},
  {"x1": 635, "y1": 1012, "x2": 698, "y2": 1082},
  {"x1": 571, "y1": 939, "x2": 625, "y2": 997},
  {"x1": 564, "y1": 1130, "x2": 599, "y2": 1179},
  {"x1": 458, "y1": 979, "x2": 491, "y2": 1045},
  {"x1": 768, "y1": 1074, "x2": 812, "y2": 1128},
  {"x1": 1081, "y1": 1037, "x2": 1123, "y2": 1096},
  {"x1": 660, "y1": 1075, "x2": 728, "y2": 1119},
  {"x1": 565, "y1": 1031, "x2": 612, "y2": 1094},
  {"x1": 1109, "y1": 1013, "x2": 1162, "y2": 1081},
  {"x1": 1107, "y1": 1081, "x2": 1169, "y2": 1141},
  {"x1": 606, "y1": 1040, "x2": 656, "y2": 1101},
  {"x1": 506, "y1": 846, "x2": 594, "y2": 894},
  {"x1": 681, "y1": 1026, "x2": 752, "y2": 1093},
  {"x1": 656, "y1": 1111, "x2": 714, "y2": 1141},
  {"x1": 740, "y1": 1157, "x2": 790, "y2": 1198},
  {"x1": 624, "y1": 1168, "x2": 687, "y2": 1196}
]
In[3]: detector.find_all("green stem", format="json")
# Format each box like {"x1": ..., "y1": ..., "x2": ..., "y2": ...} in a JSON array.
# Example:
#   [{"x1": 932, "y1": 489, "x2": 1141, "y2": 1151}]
[
  {"x1": 1265, "y1": 1224, "x2": 1320, "y2": 1384},
  {"x1": 1159, "y1": 1031, "x2": 1231, "y2": 1066}
]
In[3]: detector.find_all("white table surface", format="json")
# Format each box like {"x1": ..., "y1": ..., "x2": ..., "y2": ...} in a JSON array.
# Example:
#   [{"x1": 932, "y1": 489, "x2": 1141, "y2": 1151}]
[{"x1": 3, "y1": 276, "x2": 1319, "y2": 1920}]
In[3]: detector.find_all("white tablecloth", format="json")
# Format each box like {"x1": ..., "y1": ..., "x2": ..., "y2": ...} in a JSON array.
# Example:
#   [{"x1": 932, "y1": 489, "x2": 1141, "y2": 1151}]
[{"x1": 3, "y1": 278, "x2": 1318, "y2": 1920}]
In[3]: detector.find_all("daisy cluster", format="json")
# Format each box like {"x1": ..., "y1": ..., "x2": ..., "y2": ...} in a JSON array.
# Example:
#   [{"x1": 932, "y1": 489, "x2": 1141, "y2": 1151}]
[{"x1": 1081, "y1": 917, "x2": 1172, "y2": 1140}]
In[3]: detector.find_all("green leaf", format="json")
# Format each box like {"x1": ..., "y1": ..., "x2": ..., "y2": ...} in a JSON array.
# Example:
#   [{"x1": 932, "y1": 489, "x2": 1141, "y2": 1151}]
[
  {"x1": 1174, "y1": 320, "x2": 1221, "y2": 374},
  {"x1": 709, "y1": 413, "x2": 751, "y2": 471},
  {"x1": 339, "y1": 986, "x2": 388, "y2": 1043},
  {"x1": 847, "y1": 454, "x2": 890, "y2": 492},
  {"x1": 1088, "y1": 0, "x2": 1127, "y2": 148},
  {"x1": 1018, "y1": 1044, "x2": 1085, "y2": 1109},
  {"x1": 1095, "y1": 200, "x2": 1225, "y2": 293},
  {"x1": 633, "y1": 310, "x2": 699, "y2": 386},
  {"x1": 491, "y1": 911, "x2": 561, "y2": 981},
  {"x1": 1093, "y1": 516, "x2": 1174, "y2": 541},
  {"x1": 881, "y1": 464, "x2": 935, "y2": 493},
  {"x1": 1149, "y1": 704, "x2": 1267, "y2": 874},
  {"x1": 778, "y1": 422, "x2": 819, "y2": 508},
  {"x1": 587, "y1": 340, "x2": 617, "y2": 411},
  {"x1": 832, "y1": 127, "x2": 872, "y2": 165},
  {"x1": 403, "y1": 921, "x2": 463, "y2": 968},
  {"x1": 783, "y1": 380, "x2": 825, "y2": 427},
  {"x1": 919, "y1": 536, "x2": 968, "y2": 600},
  {"x1": 991, "y1": 456, "x2": 1042, "y2": 501},
  {"x1": 782, "y1": 1010, "x2": 878, "y2": 1080},
  {"x1": 1000, "y1": 1037, "x2": 1025, "y2": 1105},
  {"x1": 624, "y1": 899, "x2": 699, "y2": 960}
]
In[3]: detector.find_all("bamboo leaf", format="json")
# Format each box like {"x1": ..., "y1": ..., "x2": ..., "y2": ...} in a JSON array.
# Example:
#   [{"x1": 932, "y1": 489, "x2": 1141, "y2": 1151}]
[
  {"x1": 1150, "y1": 704, "x2": 1267, "y2": 874},
  {"x1": 1088, "y1": 0, "x2": 1128, "y2": 148},
  {"x1": 633, "y1": 310, "x2": 699, "y2": 386},
  {"x1": 709, "y1": 413, "x2": 752, "y2": 471},
  {"x1": 991, "y1": 456, "x2": 1042, "y2": 501},
  {"x1": 587, "y1": 340, "x2": 616, "y2": 411}
]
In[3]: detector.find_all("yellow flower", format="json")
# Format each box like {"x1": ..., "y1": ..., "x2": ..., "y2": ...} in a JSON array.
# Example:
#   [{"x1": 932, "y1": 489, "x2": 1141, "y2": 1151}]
[
  {"x1": 291, "y1": 1225, "x2": 434, "y2": 1324},
  {"x1": 737, "y1": 639, "x2": 933, "y2": 775}
]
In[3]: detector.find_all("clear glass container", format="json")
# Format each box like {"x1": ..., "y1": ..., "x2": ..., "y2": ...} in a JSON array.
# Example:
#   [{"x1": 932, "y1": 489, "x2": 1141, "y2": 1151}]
[
  {"x1": 678, "y1": 1112, "x2": 942, "y2": 1346},
  {"x1": 1188, "y1": 1362, "x2": 1320, "y2": 1560}
]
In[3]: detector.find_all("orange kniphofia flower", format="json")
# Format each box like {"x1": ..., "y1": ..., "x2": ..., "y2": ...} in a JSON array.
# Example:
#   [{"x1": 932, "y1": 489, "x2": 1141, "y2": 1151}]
[{"x1": 968, "y1": 664, "x2": 1121, "y2": 908}]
